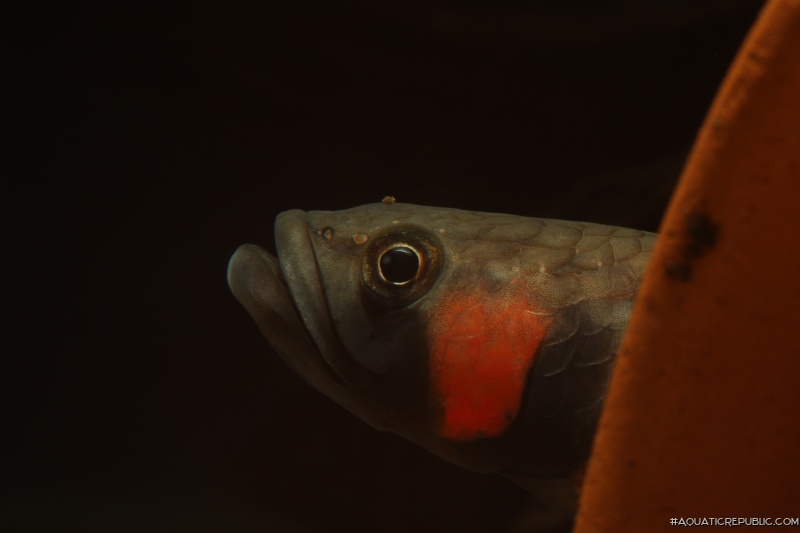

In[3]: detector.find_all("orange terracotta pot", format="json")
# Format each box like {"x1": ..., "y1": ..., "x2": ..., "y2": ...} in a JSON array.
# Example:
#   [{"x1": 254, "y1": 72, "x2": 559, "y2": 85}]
[{"x1": 575, "y1": 0, "x2": 800, "y2": 531}]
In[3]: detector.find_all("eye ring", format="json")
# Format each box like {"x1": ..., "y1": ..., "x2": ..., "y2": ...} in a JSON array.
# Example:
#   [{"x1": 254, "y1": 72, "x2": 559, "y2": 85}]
[{"x1": 362, "y1": 226, "x2": 443, "y2": 307}]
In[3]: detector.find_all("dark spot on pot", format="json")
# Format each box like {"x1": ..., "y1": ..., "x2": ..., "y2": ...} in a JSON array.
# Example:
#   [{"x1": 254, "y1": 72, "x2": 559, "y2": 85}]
[
  {"x1": 686, "y1": 212, "x2": 719, "y2": 257},
  {"x1": 665, "y1": 212, "x2": 720, "y2": 282},
  {"x1": 666, "y1": 261, "x2": 692, "y2": 281}
]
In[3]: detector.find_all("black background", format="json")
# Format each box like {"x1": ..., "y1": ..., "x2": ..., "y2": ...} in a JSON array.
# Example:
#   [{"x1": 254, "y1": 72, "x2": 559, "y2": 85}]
[{"x1": 7, "y1": 1, "x2": 764, "y2": 531}]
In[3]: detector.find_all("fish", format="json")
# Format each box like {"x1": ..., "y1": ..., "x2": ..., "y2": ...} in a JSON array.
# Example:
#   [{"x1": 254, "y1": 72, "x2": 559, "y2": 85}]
[{"x1": 227, "y1": 200, "x2": 655, "y2": 515}]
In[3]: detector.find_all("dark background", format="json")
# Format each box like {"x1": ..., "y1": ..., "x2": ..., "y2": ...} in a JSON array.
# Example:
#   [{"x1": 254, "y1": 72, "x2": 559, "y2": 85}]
[{"x1": 7, "y1": 1, "x2": 765, "y2": 531}]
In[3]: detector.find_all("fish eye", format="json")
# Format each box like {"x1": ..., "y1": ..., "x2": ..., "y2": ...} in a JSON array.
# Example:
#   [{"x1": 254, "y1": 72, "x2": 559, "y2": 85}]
[
  {"x1": 362, "y1": 226, "x2": 443, "y2": 307},
  {"x1": 378, "y1": 246, "x2": 421, "y2": 285}
]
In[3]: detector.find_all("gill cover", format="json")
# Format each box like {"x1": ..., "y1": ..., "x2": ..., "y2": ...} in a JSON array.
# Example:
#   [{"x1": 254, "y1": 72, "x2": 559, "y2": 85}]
[{"x1": 297, "y1": 208, "x2": 551, "y2": 444}]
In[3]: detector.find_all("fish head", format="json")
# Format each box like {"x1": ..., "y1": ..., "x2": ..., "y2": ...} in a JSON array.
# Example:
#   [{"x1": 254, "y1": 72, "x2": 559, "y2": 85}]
[{"x1": 228, "y1": 202, "x2": 652, "y2": 485}]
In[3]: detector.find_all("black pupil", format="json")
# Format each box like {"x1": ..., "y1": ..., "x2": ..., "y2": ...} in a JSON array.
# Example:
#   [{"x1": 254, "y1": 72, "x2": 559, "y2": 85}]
[{"x1": 379, "y1": 247, "x2": 420, "y2": 284}]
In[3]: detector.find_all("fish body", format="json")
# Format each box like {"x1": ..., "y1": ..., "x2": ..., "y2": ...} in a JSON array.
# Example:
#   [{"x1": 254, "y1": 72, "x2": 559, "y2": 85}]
[{"x1": 227, "y1": 202, "x2": 655, "y2": 509}]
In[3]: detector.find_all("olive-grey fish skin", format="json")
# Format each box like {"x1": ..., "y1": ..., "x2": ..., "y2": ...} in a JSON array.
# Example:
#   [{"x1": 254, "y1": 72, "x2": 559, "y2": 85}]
[{"x1": 227, "y1": 202, "x2": 656, "y2": 510}]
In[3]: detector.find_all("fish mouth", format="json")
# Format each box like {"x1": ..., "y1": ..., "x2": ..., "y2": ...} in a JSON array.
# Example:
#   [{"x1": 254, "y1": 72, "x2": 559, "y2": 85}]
[{"x1": 227, "y1": 210, "x2": 374, "y2": 389}]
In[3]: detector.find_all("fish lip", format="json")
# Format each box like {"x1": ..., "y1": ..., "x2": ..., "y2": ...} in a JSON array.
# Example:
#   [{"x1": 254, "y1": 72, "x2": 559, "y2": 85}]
[
  {"x1": 274, "y1": 209, "x2": 375, "y2": 388},
  {"x1": 227, "y1": 244, "x2": 322, "y2": 380}
]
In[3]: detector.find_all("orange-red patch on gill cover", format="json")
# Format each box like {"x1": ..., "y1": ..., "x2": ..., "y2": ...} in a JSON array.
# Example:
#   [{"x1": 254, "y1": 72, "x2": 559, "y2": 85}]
[{"x1": 427, "y1": 289, "x2": 551, "y2": 441}]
